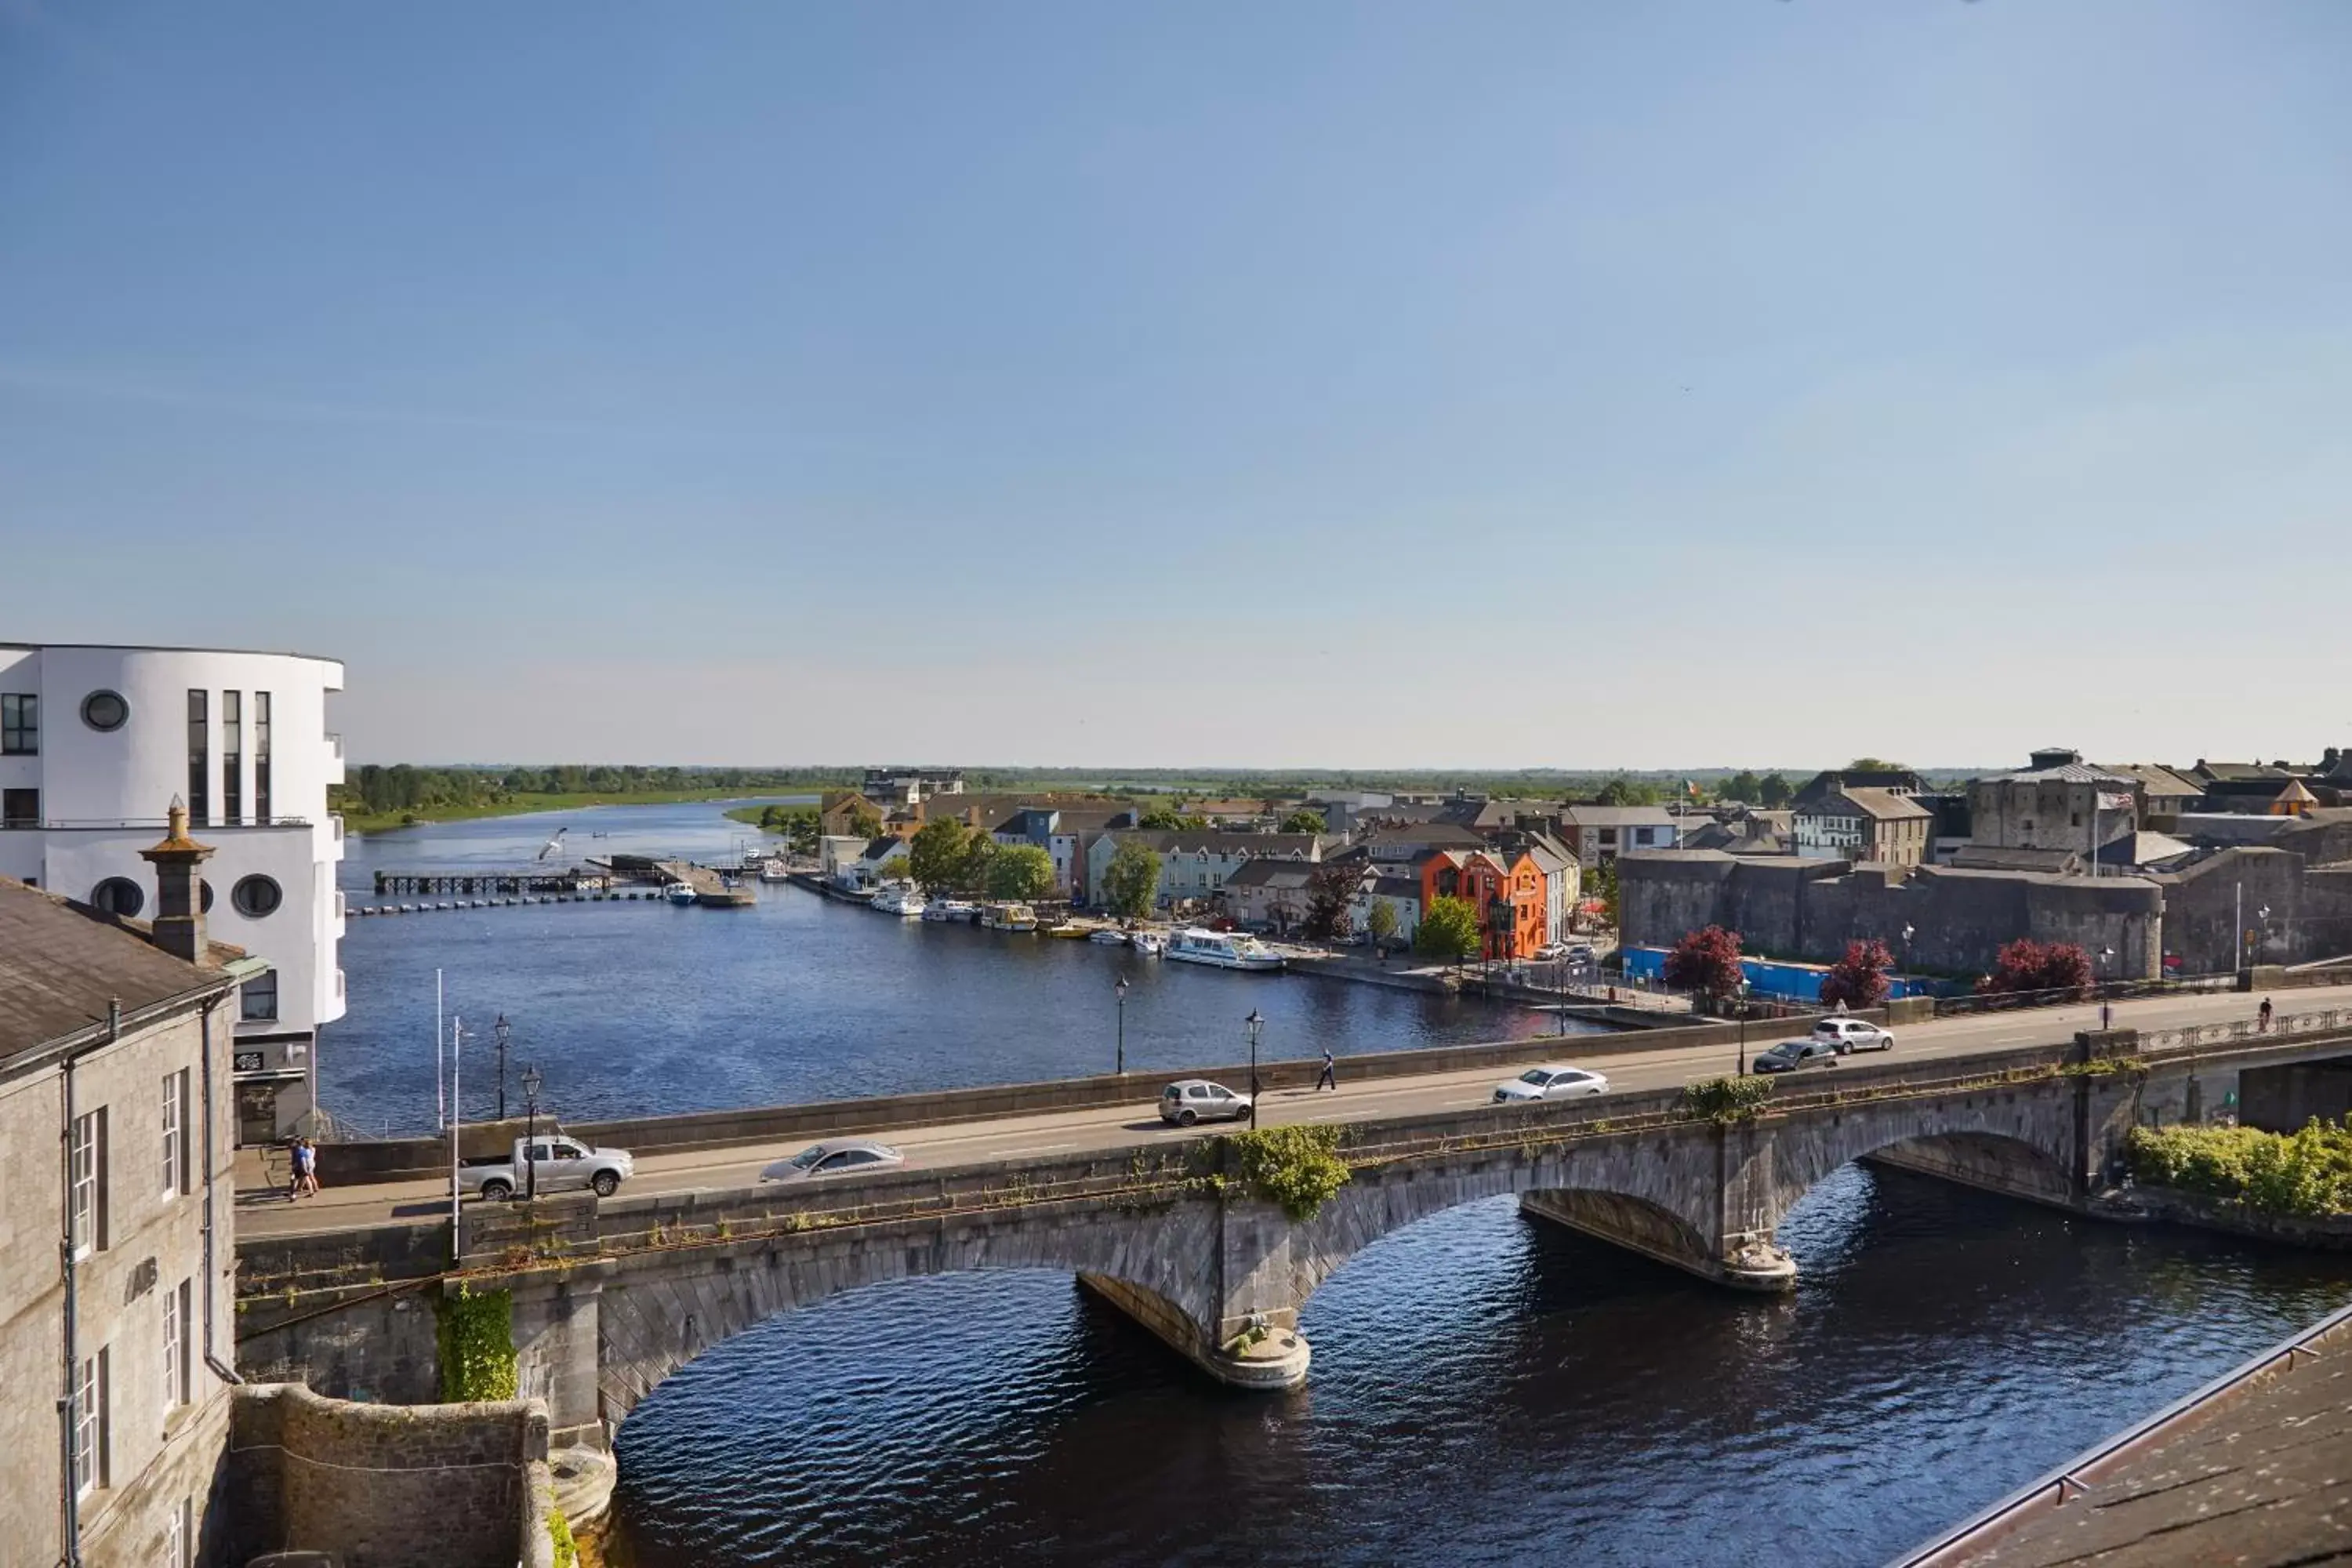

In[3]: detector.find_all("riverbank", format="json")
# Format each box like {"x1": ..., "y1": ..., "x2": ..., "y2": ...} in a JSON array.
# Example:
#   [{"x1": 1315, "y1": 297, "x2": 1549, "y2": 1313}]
[{"x1": 339, "y1": 789, "x2": 815, "y2": 835}]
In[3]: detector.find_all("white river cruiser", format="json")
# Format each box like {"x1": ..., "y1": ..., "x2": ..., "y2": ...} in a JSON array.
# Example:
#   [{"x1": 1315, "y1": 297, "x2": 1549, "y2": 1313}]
[
  {"x1": 870, "y1": 885, "x2": 927, "y2": 916},
  {"x1": 1165, "y1": 928, "x2": 1283, "y2": 971}
]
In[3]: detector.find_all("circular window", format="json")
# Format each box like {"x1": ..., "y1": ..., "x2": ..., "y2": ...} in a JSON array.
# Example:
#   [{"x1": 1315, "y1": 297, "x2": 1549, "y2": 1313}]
[
  {"x1": 201, "y1": 882, "x2": 216, "y2": 915},
  {"x1": 232, "y1": 874, "x2": 283, "y2": 919},
  {"x1": 90, "y1": 877, "x2": 145, "y2": 917},
  {"x1": 81, "y1": 690, "x2": 130, "y2": 732}
]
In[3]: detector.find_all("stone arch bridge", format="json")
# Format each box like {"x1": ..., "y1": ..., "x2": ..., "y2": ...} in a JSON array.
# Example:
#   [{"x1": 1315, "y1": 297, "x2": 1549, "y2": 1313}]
[{"x1": 235, "y1": 1022, "x2": 2352, "y2": 1449}]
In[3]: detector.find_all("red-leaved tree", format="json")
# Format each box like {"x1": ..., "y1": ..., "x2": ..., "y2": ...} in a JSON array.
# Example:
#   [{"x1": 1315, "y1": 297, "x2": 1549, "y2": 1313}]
[
  {"x1": 1976, "y1": 938, "x2": 2092, "y2": 999},
  {"x1": 1819, "y1": 938, "x2": 1894, "y2": 1009},
  {"x1": 1663, "y1": 924, "x2": 1744, "y2": 1000}
]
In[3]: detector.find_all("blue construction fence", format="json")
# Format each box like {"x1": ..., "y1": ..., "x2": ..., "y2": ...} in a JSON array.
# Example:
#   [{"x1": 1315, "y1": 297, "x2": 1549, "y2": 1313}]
[{"x1": 1619, "y1": 948, "x2": 1940, "y2": 1004}]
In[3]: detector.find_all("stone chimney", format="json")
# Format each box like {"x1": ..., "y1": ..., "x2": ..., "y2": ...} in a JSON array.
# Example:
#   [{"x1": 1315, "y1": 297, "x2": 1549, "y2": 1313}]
[{"x1": 139, "y1": 796, "x2": 216, "y2": 964}]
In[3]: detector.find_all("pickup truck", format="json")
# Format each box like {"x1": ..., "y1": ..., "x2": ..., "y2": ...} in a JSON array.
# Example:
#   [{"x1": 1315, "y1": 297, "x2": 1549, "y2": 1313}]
[{"x1": 459, "y1": 1134, "x2": 635, "y2": 1202}]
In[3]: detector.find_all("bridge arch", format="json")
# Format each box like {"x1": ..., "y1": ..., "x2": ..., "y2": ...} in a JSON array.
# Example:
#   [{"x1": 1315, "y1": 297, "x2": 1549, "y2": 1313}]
[{"x1": 582, "y1": 1200, "x2": 1222, "y2": 1428}]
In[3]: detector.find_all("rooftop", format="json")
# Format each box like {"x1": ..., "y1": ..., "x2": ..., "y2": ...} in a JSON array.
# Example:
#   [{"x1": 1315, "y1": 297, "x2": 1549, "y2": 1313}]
[{"x1": 0, "y1": 877, "x2": 243, "y2": 1065}]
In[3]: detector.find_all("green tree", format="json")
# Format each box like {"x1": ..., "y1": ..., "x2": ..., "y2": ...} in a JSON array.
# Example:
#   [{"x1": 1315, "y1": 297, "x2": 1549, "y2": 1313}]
[
  {"x1": 984, "y1": 844, "x2": 1057, "y2": 902},
  {"x1": 1365, "y1": 898, "x2": 1400, "y2": 953},
  {"x1": 845, "y1": 802, "x2": 884, "y2": 839},
  {"x1": 1819, "y1": 938, "x2": 1893, "y2": 1009},
  {"x1": 1101, "y1": 839, "x2": 1163, "y2": 921},
  {"x1": 1846, "y1": 757, "x2": 1905, "y2": 773},
  {"x1": 1279, "y1": 809, "x2": 1327, "y2": 834},
  {"x1": 1587, "y1": 858, "x2": 1620, "y2": 927},
  {"x1": 1414, "y1": 895, "x2": 1482, "y2": 964},
  {"x1": 1722, "y1": 771, "x2": 1762, "y2": 804},
  {"x1": 957, "y1": 833, "x2": 999, "y2": 894},
  {"x1": 1177, "y1": 814, "x2": 1211, "y2": 832},
  {"x1": 1138, "y1": 806, "x2": 1185, "y2": 830},
  {"x1": 906, "y1": 818, "x2": 973, "y2": 894},
  {"x1": 1756, "y1": 773, "x2": 1794, "y2": 808},
  {"x1": 1594, "y1": 775, "x2": 1658, "y2": 807}
]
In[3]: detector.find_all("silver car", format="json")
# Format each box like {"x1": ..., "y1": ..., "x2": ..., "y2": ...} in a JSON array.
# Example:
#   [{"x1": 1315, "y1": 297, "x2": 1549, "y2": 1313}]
[
  {"x1": 1493, "y1": 1065, "x2": 1610, "y2": 1104},
  {"x1": 1160, "y1": 1079, "x2": 1253, "y2": 1127},
  {"x1": 760, "y1": 1139, "x2": 906, "y2": 1182}
]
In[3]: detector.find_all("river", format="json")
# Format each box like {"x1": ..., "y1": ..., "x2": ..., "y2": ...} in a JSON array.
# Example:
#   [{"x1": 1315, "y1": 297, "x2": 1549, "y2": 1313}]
[{"x1": 332, "y1": 804, "x2": 2352, "y2": 1566}]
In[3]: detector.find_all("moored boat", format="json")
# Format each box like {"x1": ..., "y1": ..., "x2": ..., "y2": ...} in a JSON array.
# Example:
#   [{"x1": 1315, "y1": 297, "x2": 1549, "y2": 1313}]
[
  {"x1": 1165, "y1": 928, "x2": 1283, "y2": 971},
  {"x1": 870, "y1": 885, "x2": 927, "y2": 916},
  {"x1": 1088, "y1": 928, "x2": 1130, "y2": 946},
  {"x1": 663, "y1": 881, "x2": 698, "y2": 906},
  {"x1": 1129, "y1": 931, "x2": 1167, "y2": 957},
  {"x1": 922, "y1": 898, "x2": 976, "y2": 923},
  {"x1": 981, "y1": 902, "x2": 1039, "y2": 931},
  {"x1": 1047, "y1": 921, "x2": 1089, "y2": 938}
]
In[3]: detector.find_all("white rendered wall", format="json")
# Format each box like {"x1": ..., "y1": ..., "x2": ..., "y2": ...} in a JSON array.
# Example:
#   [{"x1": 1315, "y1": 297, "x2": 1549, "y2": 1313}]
[{"x1": 0, "y1": 644, "x2": 347, "y2": 1030}]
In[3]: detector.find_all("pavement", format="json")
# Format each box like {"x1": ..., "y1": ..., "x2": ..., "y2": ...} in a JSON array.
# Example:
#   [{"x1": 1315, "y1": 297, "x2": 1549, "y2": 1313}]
[{"x1": 237, "y1": 988, "x2": 2283, "y2": 1241}]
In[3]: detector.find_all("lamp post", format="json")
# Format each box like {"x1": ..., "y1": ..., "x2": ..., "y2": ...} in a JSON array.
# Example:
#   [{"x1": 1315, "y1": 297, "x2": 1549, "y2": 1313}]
[
  {"x1": 493, "y1": 1013, "x2": 512, "y2": 1123},
  {"x1": 520, "y1": 1062, "x2": 545, "y2": 1203},
  {"x1": 1737, "y1": 978, "x2": 1751, "y2": 1076},
  {"x1": 1245, "y1": 1010, "x2": 1264, "y2": 1128},
  {"x1": 1114, "y1": 975, "x2": 1130, "y2": 1076}
]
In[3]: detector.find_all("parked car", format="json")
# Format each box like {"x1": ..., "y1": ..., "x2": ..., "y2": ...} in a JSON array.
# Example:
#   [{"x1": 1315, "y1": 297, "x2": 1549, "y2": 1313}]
[
  {"x1": 1160, "y1": 1079, "x2": 1253, "y2": 1126},
  {"x1": 1751, "y1": 1039, "x2": 1842, "y2": 1074},
  {"x1": 460, "y1": 1135, "x2": 635, "y2": 1203},
  {"x1": 1535, "y1": 942, "x2": 1570, "y2": 961},
  {"x1": 1566, "y1": 943, "x2": 1597, "y2": 964},
  {"x1": 760, "y1": 1139, "x2": 906, "y2": 1183},
  {"x1": 1812, "y1": 1017, "x2": 1895, "y2": 1053},
  {"x1": 1493, "y1": 1065, "x2": 1610, "y2": 1104}
]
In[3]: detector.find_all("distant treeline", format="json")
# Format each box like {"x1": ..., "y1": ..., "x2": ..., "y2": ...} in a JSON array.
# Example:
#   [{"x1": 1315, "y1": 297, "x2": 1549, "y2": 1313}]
[{"x1": 332, "y1": 764, "x2": 851, "y2": 818}]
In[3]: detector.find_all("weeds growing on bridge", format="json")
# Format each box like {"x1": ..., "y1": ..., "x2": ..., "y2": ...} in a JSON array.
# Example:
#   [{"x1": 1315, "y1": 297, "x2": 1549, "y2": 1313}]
[
  {"x1": 1679, "y1": 1076, "x2": 1776, "y2": 1126},
  {"x1": 436, "y1": 1283, "x2": 519, "y2": 1403},
  {"x1": 1225, "y1": 1124, "x2": 1352, "y2": 1221}
]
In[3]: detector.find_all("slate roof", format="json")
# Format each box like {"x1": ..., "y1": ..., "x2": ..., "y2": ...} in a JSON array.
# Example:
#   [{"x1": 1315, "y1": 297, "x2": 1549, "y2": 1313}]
[
  {"x1": 1558, "y1": 805, "x2": 1679, "y2": 829},
  {"x1": 1221, "y1": 858, "x2": 1323, "y2": 890},
  {"x1": 0, "y1": 878, "x2": 241, "y2": 1064},
  {"x1": 1980, "y1": 762, "x2": 2140, "y2": 786},
  {"x1": 1109, "y1": 830, "x2": 1327, "y2": 857},
  {"x1": 1809, "y1": 787, "x2": 1934, "y2": 822},
  {"x1": 1949, "y1": 846, "x2": 2082, "y2": 873},
  {"x1": 2105, "y1": 764, "x2": 2205, "y2": 800}
]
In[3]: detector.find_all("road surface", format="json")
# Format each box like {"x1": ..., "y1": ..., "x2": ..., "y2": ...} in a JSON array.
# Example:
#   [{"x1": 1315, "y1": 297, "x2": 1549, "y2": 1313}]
[{"x1": 239, "y1": 988, "x2": 2281, "y2": 1240}]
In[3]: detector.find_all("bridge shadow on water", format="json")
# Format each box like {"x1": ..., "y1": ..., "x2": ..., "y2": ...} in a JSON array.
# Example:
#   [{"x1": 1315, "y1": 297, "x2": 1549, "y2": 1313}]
[{"x1": 606, "y1": 1163, "x2": 2352, "y2": 1568}]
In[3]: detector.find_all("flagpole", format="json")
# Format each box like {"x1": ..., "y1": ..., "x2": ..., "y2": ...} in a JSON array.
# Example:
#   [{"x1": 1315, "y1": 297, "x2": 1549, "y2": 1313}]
[{"x1": 436, "y1": 968, "x2": 446, "y2": 1129}]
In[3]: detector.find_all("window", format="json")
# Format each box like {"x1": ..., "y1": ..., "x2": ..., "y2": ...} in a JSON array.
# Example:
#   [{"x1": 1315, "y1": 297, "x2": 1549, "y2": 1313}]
[
  {"x1": 187, "y1": 690, "x2": 208, "y2": 826},
  {"x1": 254, "y1": 691, "x2": 272, "y2": 824},
  {"x1": 81, "y1": 689, "x2": 129, "y2": 732},
  {"x1": 240, "y1": 968, "x2": 279, "y2": 1022},
  {"x1": 2, "y1": 786, "x2": 36, "y2": 828},
  {"x1": 70, "y1": 1107, "x2": 106, "y2": 1256},
  {"x1": 162, "y1": 1069, "x2": 188, "y2": 1196},
  {"x1": 231, "y1": 875, "x2": 281, "y2": 918},
  {"x1": 73, "y1": 1348, "x2": 109, "y2": 1496},
  {"x1": 0, "y1": 692, "x2": 34, "y2": 753},
  {"x1": 89, "y1": 877, "x2": 144, "y2": 917},
  {"x1": 222, "y1": 691, "x2": 242, "y2": 824},
  {"x1": 164, "y1": 1277, "x2": 191, "y2": 1413},
  {"x1": 168, "y1": 1498, "x2": 192, "y2": 1568}
]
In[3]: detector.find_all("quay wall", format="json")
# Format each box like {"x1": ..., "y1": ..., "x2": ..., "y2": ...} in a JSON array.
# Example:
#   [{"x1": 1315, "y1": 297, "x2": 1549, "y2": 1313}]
[{"x1": 222, "y1": 1383, "x2": 553, "y2": 1568}]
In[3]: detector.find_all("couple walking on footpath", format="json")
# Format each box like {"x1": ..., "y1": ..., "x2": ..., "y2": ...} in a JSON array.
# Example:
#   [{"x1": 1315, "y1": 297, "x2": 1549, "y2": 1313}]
[{"x1": 285, "y1": 1136, "x2": 322, "y2": 1200}]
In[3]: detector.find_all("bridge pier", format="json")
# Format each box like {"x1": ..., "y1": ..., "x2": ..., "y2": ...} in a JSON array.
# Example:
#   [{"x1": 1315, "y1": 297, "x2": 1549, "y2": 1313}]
[
  {"x1": 1076, "y1": 1273, "x2": 1312, "y2": 1390},
  {"x1": 1518, "y1": 1189, "x2": 1795, "y2": 1291},
  {"x1": 504, "y1": 1265, "x2": 612, "y2": 1450}
]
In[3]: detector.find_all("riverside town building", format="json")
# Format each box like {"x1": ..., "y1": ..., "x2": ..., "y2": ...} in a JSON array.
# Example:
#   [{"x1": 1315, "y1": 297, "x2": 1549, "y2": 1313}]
[{"x1": 0, "y1": 643, "x2": 347, "y2": 1142}]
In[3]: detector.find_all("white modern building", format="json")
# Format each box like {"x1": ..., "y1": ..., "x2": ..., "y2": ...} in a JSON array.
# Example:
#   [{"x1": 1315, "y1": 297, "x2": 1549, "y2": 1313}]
[{"x1": 0, "y1": 643, "x2": 347, "y2": 1142}]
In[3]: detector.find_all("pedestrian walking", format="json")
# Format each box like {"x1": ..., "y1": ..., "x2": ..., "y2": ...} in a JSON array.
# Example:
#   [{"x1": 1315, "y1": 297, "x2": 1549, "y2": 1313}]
[
  {"x1": 284, "y1": 1138, "x2": 303, "y2": 1202},
  {"x1": 295, "y1": 1137, "x2": 321, "y2": 1199},
  {"x1": 2259, "y1": 996, "x2": 2274, "y2": 1033},
  {"x1": 1316, "y1": 1048, "x2": 1338, "y2": 1092}
]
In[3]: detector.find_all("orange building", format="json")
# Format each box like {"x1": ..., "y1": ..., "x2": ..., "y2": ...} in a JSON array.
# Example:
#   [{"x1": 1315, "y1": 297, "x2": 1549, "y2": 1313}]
[{"x1": 1418, "y1": 847, "x2": 1547, "y2": 960}]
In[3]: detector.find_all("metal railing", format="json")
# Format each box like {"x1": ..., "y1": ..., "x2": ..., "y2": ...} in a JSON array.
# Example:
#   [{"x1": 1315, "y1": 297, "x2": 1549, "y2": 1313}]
[
  {"x1": 6, "y1": 815, "x2": 314, "y2": 830},
  {"x1": 1933, "y1": 971, "x2": 2238, "y2": 1016}
]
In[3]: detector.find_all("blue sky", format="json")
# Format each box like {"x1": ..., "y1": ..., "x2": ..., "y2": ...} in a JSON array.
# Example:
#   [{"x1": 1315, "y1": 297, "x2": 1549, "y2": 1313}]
[{"x1": 4, "y1": 2, "x2": 2347, "y2": 769}]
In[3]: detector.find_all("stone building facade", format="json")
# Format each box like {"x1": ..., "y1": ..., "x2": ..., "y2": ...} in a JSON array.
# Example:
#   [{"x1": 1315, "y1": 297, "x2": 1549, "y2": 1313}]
[{"x1": 0, "y1": 821, "x2": 260, "y2": 1567}]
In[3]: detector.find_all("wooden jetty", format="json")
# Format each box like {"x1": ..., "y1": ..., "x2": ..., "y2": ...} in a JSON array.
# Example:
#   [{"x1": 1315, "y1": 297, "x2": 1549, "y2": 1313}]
[{"x1": 655, "y1": 858, "x2": 757, "y2": 908}]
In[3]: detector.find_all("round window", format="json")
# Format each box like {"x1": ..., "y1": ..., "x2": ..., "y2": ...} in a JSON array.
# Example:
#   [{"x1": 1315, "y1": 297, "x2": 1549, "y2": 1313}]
[
  {"x1": 91, "y1": 877, "x2": 145, "y2": 917},
  {"x1": 201, "y1": 881, "x2": 216, "y2": 915},
  {"x1": 232, "y1": 874, "x2": 283, "y2": 919},
  {"x1": 81, "y1": 690, "x2": 130, "y2": 731}
]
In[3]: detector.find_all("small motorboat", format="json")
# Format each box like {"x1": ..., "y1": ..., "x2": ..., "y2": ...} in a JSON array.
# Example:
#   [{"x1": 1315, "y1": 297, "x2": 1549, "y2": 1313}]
[
  {"x1": 1047, "y1": 921, "x2": 1089, "y2": 938},
  {"x1": 1129, "y1": 931, "x2": 1167, "y2": 957},
  {"x1": 664, "y1": 882, "x2": 698, "y2": 906},
  {"x1": 757, "y1": 859, "x2": 792, "y2": 883},
  {"x1": 871, "y1": 886, "x2": 927, "y2": 917},
  {"x1": 1088, "y1": 928, "x2": 1130, "y2": 946},
  {"x1": 923, "y1": 898, "x2": 976, "y2": 923}
]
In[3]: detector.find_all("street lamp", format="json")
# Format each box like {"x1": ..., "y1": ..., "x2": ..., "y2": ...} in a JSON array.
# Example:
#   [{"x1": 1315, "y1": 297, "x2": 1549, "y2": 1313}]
[
  {"x1": 520, "y1": 1063, "x2": 545, "y2": 1203},
  {"x1": 1737, "y1": 978, "x2": 1751, "y2": 1076},
  {"x1": 1114, "y1": 975, "x2": 1130, "y2": 1076},
  {"x1": 1245, "y1": 1010, "x2": 1264, "y2": 1128},
  {"x1": 493, "y1": 1013, "x2": 512, "y2": 1123}
]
